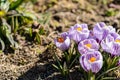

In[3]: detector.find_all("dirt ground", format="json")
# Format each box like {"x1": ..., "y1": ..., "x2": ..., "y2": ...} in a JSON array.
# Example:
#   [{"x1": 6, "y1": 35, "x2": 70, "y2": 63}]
[{"x1": 0, "y1": 0, "x2": 120, "y2": 80}]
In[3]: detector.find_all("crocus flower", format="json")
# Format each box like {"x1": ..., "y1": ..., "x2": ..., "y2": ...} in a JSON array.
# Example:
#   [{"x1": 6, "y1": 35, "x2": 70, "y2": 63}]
[
  {"x1": 68, "y1": 24, "x2": 89, "y2": 43},
  {"x1": 54, "y1": 32, "x2": 70, "y2": 51},
  {"x1": 80, "y1": 51, "x2": 103, "y2": 73},
  {"x1": 93, "y1": 22, "x2": 115, "y2": 43},
  {"x1": 101, "y1": 32, "x2": 120, "y2": 55},
  {"x1": 78, "y1": 39, "x2": 99, "y2": 54}
]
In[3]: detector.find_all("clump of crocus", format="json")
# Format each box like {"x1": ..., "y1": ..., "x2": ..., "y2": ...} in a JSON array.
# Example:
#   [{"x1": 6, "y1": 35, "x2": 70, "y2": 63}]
[
  {"x1": 78, "y1": 39, "x2": 99, "y2": 54},
  {"x1": 54, "y1": 32, "x2": 70, "y2": 51},
  {"x1": 80, "y1": 51, "x2": 103, "y2": 73},
  {"x1": 68, "y1": 24, "x2": 89, "y2": 43},
  {"x1": 101, "y1": 32, "x2": 120, "y2": 55},
  {"x1": 54, "y1": 22, "x2": 120, "y2": 80}
]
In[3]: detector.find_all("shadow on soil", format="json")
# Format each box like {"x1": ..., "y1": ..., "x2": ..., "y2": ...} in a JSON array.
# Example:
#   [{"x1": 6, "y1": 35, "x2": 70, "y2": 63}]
[
  {"x1": 17, "y1": 53, "x2": 82, "y2": 80},
  {"x1": 17, "y1": 62, "x2": 82, "y2": 80}
]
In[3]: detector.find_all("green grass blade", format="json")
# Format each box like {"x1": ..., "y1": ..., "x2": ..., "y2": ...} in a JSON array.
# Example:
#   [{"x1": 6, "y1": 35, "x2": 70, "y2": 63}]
[
  {"x1": 0, "y1": 38, "x2": 5, "y2": 50},
  {"x1": 9, "y1": 0, "x2": 23, "y2": 10},
  {"x1": 96, "y1": 66, "x2": 120, "y2": 80}
]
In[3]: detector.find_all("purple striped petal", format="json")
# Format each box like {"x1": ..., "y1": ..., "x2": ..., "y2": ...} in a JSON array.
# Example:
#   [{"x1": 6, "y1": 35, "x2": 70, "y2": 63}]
[
  {"x1": 101, "y1": 32, "x2": 120, "y2": 55},
  {"x1": 112, "y1": 43, "x2": 120, "y2": 55},
  {"x1": 68, "y1": 24, "x2": 89, "y2": 43},
  {"x1": 80, "y1": 54, "x2": 91, "y2": 71},
  {"x1": 91, "y1": 61, "x2": 103, "y2": 73},
  {"x1": 93, "y1": 22, "x2": 116, "y2": 42},
  {"x1": 78, "y1": 39, "x2": 99, "y2": 54},
  {"x1": 79, "y1": 51, "x2": 103, "y2": 73}
]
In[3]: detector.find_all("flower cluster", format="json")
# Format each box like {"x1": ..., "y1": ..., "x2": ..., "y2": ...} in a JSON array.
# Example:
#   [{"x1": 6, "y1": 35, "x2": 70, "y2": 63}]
[{"x1": 54, "y1": 22, "x2": 120, "y2": 74}]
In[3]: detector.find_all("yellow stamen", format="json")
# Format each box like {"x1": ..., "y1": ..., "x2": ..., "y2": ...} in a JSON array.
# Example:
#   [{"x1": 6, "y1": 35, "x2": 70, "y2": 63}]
[
  {"x1": 0, "y1": 10, "x2": 5, "y2": 17},
  {"x1": 89, "y1": 57, "x2": 96, "y2": 62},
  {"x1": 76, "y1": 27, "x2": 82, "y2": 31},
  {"x1": 57, "y1": 37, "x2": 64, "y2": 43},
  {"x1": 115, "y1": 39, "x2": 120, "y2": 43},
  {"x1": 85, "y1": 44, "x2": 92, "y2": 48}
]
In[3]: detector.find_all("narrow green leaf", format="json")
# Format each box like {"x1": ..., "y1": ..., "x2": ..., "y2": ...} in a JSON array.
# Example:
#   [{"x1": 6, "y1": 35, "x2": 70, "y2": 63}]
[
  {"x1": 29, "y1": 27, "x2": 32, "y2": 37},
  {"x1": 6, "y1": 34, "x2": 14, "y2": 46},
  {"x1": 14, "y1": 16, "x2": 19, "y2": 33},
  {"x1": 9, "y1": 0, "x2": 23, "y2": 10},
  {"x1": 54, "y1": 53, "x2": 63, "y2": 70},
  {"x1": 1, "y1": 0, "x2": 10, "y2": 12},
  {"x1": 35, "y1": 33, "x2": 40, "y2": 43},
  {"x1": 69, "y1": 53, "x2": 79, "y2": 69},
  {"x1": 96, "y1": 66, "x2": 120, "y2": 80},
  {"x1": 2, "y1": 18, "x2": 11, "y2": 32},
  {"x1": 23, "y1": 12, "x2": 37, "y2": 20},
  {"x1": 52, "y1": 64, "x2": 60, "y2": 70},
  {"x1": 102, "y1": 77, "x2": 117, "y2": 80},
  {"x1": 0, "y1": 38, "x2": 5, "y2": 50},
  {"x1": 39, "y1": 28, "x2": 44, "y2": 35}
]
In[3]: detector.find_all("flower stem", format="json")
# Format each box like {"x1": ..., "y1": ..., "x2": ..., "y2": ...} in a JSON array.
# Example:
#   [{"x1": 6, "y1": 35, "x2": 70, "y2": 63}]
[
  {"x1": 88, "y1": 71, "x2": 95, "y2": 80},
  {"x1": 90, "y1": 74, "x2": 95, "y2": 80}
]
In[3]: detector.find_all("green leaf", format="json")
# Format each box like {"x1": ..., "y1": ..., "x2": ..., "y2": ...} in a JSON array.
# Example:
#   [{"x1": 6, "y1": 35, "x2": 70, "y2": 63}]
[
  {"x1": 2, "y1": 18, "x2": 11, "y2": 33},
  {"x1": 6, "y1": 33, "x2": 14, "y2": 46},
  {"x1": 69, "y1": 53, "x2": 79, "y2": 69},
  {"x1": 54, "y1": 53, "x2": 63, "y2": 70},
  {"x1": 105, "y1": 9, "x2": 118, "y2": 17},
  {"x1": 9, "y1": 0, "x2": 24, "y2": 10},
  {"x1": 0, "y1": 0, "x2": 10, "y2": 12},
  {"x1": 15, "y1": 16, "x2": 19, "y2": 33},
  {"x1": 0, "y1": 38, "x2": 5, "y2": 50},
  {"x1": 39, "y1": 28, "x2": 44, "y2": 35},
  {"x1": 35, "y1": 33, "x2": 40, "y2": 43},
  {"x1": 63, "y1": 62, "x2": 68, "y2": 76},
  {"x1": 52, "y1": 64, "x2": 60, "y2": 70},
  {"x1": 23, "y1": 12, "x2": 37, "y2": 20},
  {"x1": 102, "y1": 77, "x2": 117, "y2": 80},
  {"x1": 96, "y1": 66, "x2": 120, "y2": 80}
]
